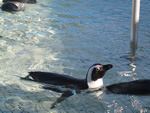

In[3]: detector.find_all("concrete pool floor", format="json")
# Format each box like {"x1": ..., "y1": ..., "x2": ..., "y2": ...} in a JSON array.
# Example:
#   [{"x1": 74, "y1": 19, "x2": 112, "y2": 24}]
[
  {"x1": 0, "y1": 74, "x2": 61, "y2": 113},
  {"x1": 0, "y1": 74, "x2": 149, "y2": 113},
  {"x1": 0, "y1": 73, "x2": 113, "y2": 113},
  {"x1": 0, "y1": 74, "x2": 102, "y2": 113},
  {"x1": 0, "y1": 74, "x2": 105, "y2": 113}
]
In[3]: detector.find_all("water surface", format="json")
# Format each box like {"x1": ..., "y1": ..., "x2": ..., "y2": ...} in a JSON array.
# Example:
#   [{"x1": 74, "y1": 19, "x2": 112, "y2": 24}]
[{"x1": 0, "y1": 0, "x2": 150, "y2": 112}]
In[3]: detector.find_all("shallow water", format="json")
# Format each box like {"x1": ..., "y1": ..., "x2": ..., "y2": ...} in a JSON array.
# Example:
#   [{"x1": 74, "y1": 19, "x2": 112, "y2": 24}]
[{"x1": 0, "y1": 0, "x2": 150, "y2": 112}]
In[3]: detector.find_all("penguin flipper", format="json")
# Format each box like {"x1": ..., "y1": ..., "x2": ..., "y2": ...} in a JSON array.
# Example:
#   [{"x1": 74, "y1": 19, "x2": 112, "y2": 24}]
[
  {"x1": 51, "y1": 92, "x2": 73, "y2": 109},
  {"x1": 43, "y1": 86, "x2": 81, "y2": 109},
  {"x1": 43, "y1": 85, "x2": 73, "y2": 108}
]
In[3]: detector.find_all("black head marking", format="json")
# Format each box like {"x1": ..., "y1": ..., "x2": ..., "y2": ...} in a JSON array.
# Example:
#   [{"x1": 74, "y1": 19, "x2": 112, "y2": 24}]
[
  {"x1": 86, "y1": 63, "x2": 112, "y2": 88},
  {"x1": 86, "y1": 63, "x2": 113, "y2": 81}
]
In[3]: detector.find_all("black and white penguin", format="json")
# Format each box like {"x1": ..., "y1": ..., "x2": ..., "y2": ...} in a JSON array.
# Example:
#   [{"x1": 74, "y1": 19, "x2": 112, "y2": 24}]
[
  {"x1": 21, "y1": 63, "x2": 113, "y2": 90},
  {"x1": 106, "y1": 79, "x2": 150, "y2": 95},
  {"x1": 1, "y1": 0, "x2": 36, "y2": 12},
  {"x1": 1, "y1": 2, "x2": 25, "y2": 12},
  {"x1": 21, "y1": 63, "x2": 113, "y2": 108}
]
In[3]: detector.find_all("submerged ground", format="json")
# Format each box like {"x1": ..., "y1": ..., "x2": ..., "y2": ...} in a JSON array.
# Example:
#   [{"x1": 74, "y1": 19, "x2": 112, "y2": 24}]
[{"x1": 0, "y1": 0, "x2": 150, "y2": 112}]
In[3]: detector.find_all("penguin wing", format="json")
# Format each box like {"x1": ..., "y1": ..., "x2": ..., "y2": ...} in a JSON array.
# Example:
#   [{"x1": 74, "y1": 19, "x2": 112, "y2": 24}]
[
  {"x1": 43, "y1": 86, "x2": 74, "y2": 109},
  {"x1": 51, "y1": 92, "x2": 73, "y2": 109},
  {"x1": 43, "y1": 85, "x2": 81, "y2": 109}
]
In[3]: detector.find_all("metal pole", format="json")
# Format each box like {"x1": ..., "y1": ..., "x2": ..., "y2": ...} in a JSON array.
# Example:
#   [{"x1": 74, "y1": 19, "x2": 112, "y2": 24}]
[{"x1": 130, "y1": 0, "x2": 140, "y2": 59}]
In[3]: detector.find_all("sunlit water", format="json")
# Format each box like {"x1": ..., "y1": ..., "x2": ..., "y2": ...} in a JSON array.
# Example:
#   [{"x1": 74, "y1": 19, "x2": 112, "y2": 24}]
[{"x1": 0, "y1": 0, "x2": 150, "y2": 112}]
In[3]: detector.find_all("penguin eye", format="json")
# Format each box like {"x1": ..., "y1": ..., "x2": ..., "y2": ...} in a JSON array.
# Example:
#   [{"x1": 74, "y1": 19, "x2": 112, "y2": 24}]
[
  {"x1": 95, "y1": 65, "x2": 103, "y2": 72},
  {"x1": 96, "y1": 68, "x2": 100, "y2": 72}
]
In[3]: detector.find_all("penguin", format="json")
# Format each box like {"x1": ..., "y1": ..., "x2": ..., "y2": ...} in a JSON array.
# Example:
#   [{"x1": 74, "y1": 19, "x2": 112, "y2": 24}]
[
  {"x1": 1, "y1": 2, "x2": 25, "y2": 12},
  {"x1": 21, "y1": 63, "x2": 113, "y2": 108},
  {"x1": 1, "y1": 0, "x2": 36, "y2": 12},
  {"x1": 21, "y1": 63, "x2": 113, "y2": 90},
  {"x1": 106, "y1": 79, "x2": 150, "y2": 95}
]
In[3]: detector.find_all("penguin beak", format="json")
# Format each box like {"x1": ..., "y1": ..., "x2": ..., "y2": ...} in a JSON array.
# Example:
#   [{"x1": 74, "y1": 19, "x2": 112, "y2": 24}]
[{"x1": 103, "y1": 64, "x2": 113, "y2": 71}]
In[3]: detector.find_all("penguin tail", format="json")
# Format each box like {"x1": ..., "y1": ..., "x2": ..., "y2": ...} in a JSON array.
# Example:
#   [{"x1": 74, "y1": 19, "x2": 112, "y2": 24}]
[{"x1": 20, "y1": 74, "x2": 34, "y2": 82}]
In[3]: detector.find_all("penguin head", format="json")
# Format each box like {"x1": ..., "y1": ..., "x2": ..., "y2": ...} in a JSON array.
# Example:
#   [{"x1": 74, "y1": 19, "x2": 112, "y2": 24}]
[
  {"x1": 1, "y1": 2, "x2": 25, "y2": 12},
  {"x1": 1, "y1": 2, "x2": 18, "y2": 12},
  {"x1": 86, "y1": 63, "x2": 113, "y2": 89}
]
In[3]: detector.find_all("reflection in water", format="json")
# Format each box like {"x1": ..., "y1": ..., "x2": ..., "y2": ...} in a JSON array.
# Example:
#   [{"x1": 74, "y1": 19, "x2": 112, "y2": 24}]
[
  {"x1": 129, "y1": 62, "x2": 136, "y2": 72},
  {"x1": 118, "y1": 60, "x2": 137, "y2": 77},
  {"x1": 129, "y1": 43, "x2": 138, "y2": 60},
  {"x1": 0, "y1": 0, "x2": 150, "y2": 112}
]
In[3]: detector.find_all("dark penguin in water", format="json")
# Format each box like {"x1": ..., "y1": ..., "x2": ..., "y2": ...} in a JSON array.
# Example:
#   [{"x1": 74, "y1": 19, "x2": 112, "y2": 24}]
[
  {"x1": 1, "y1": 2, "x2": 25, "y2": 12},
  {"x1": 22, "y1": 63, "x2": 113, "y2": 90},
  {"x1": 21, "y1": 63, "x2": 113, "y2": 108},
  {"x1": 1, "y1": 0, "x2": 36, "y2": 12},
  {"x1": 106, "y1": 79, "x2": 150, "y2": 95}
]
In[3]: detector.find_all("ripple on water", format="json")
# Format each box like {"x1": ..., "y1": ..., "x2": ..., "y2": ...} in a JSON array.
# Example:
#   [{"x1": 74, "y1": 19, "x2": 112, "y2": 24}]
[{"x1": 0, "y1": 0, "x2": 150, "y2": 112}]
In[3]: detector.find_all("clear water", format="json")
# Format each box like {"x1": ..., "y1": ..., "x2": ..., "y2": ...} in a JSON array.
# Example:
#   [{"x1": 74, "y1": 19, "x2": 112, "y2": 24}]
[{"x1": 0, "y1": 0, "x2": 150, "y2": 112}]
